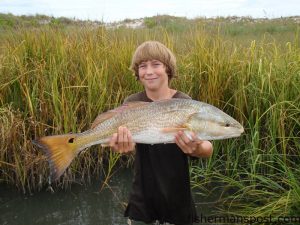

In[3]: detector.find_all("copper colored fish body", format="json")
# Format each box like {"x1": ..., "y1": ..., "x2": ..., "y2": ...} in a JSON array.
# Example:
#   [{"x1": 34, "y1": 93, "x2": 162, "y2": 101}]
[{"x1": 33, "y1": 99, "x2": 244, "y2": 180}]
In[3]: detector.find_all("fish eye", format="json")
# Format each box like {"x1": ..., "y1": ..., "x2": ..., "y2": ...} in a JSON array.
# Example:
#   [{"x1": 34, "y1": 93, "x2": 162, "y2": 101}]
[{"x1": 225, "y1": 123, "x2": 230, "y2": 127}]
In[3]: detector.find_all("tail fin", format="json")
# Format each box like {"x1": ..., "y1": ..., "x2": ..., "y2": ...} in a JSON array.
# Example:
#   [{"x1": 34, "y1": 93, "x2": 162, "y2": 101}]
[{"x1": 33, "y1": 134, "x2": 80, "y2": 181}]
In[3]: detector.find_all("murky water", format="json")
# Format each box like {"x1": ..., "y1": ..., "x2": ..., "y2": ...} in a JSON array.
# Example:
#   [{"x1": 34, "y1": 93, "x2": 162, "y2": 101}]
[{"x1": 0, "y1": 169, "x2": 217, "y2": 225}]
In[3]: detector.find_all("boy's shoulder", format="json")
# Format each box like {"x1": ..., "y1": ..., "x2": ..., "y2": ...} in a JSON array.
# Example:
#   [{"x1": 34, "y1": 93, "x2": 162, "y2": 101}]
[{"x1": 173, "y1": 91, "x2": 192, "y2": 99}]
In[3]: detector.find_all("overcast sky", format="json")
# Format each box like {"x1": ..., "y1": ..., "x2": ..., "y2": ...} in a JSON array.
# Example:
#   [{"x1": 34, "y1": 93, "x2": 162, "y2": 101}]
[{"x1": 0, "y1": 0, "x2": 299, "y2": 22}]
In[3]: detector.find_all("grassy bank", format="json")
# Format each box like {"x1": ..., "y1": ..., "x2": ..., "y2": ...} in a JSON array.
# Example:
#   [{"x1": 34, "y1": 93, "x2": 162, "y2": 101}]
[{"x1": 0, "y1": 14, "x2": 299, "y2": 220}]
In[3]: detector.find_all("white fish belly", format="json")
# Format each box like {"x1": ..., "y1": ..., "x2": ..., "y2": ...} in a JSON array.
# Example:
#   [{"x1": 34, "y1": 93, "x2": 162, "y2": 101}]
[
  {"x1": 131, "y1": 129, "x2": 195, "y2": 144},
  {"x1": 132, "y1": 129, "x2": 175, "y2": 144}
]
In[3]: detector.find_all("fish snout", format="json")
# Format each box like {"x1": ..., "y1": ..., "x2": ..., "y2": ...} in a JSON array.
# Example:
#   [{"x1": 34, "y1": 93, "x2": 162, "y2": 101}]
[{"x1": 240, "y1": 126, "x2": 244, "y2": 134}]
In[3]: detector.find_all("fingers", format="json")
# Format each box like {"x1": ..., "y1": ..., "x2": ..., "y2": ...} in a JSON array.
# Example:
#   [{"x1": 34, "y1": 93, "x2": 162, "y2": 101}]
[
  {"x1": 118, "y1": 126, "x2": 125, "y2": 151},
  {"x1": 109, "y1": 126, "x2": 135, "y2": 154},
  {"x1": 127, "y1": 131, "x2": 135, "y2": 151},
  {"x1": 175, "y1": 131, "x2": 198, "y2": 155},
  {"x1": 109, "y1": 133, "x2": 118, "y2": 151},
  {"x1": 118, "y1": 126, "x2": 132, "y2": 152}
]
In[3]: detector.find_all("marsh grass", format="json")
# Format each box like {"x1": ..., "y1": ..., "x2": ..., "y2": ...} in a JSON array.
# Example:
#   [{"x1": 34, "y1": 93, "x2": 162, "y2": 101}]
[
  {"x1": 204, "y1": 155, "x2": 300, "y2": 220},
  {"x1": 0, "y1": 16, "x2": 299, "y2": 217}
]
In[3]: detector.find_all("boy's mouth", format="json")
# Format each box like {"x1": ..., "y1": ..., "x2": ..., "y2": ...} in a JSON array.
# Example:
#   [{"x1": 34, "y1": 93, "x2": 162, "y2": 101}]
[{"x1": 145, "y1": 77, "x2": 158, "y2": 81}]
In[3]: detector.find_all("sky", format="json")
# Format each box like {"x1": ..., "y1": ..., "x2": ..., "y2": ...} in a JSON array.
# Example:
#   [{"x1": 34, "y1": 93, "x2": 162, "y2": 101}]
[{"x1": 0, "y1": 0, "x2": 299, "y2": 22}]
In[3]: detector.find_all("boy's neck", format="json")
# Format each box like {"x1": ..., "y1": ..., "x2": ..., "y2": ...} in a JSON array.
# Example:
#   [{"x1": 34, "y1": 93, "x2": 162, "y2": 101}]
[{"x1": 145, "y1": 88, "x2": 177, "y2": 101}]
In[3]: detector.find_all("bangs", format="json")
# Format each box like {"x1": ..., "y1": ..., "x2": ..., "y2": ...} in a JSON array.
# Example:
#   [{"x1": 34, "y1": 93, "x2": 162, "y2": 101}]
[{"x1": 133, "y1": 43, "x2": 169, "y2": 66}]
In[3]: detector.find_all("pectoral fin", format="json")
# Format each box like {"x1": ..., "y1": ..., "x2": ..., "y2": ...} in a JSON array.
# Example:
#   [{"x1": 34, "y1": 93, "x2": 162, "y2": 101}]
[{"x1": 161, "y1": 127, "x2": 187, "y2": 133}]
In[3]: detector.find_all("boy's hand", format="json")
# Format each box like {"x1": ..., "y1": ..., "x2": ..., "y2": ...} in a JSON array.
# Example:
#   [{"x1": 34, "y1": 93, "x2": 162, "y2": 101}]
[
  {"x1": 175, "y1": 131, "x2": 213, "y2": 158},
  {"x1": 109, "y1": 126, "x2": 135, "y2": 153}
]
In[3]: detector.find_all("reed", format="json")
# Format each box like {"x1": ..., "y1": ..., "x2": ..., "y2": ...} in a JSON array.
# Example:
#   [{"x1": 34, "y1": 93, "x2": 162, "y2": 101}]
[
  {"x1": 188, "y1": 23, "x2": 300, "y2": 218},
  {"x1": 0, "y1": 17, "x2": 299, "y2": 217}
]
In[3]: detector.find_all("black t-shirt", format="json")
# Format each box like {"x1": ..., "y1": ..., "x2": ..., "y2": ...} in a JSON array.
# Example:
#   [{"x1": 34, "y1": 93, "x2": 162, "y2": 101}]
[{"x1": 124, "y1": 91, "x2": 199, "y2": 225}]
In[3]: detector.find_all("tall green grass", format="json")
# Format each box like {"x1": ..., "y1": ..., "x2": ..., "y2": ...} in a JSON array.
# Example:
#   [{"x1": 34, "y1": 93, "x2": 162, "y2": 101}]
[
  {"x1": 0, "y1": 17, "x2": 299, "y2": 218},
  {"x1": 188, "y1": 24, "x2": 300, "y2": 219},
  {"x1": 0, "y1": 26, "x2": 139, "y2": 191}
]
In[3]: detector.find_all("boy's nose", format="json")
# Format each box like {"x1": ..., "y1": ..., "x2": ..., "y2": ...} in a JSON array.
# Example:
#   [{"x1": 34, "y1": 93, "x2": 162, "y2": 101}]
[{"x1": 145, "y1": 66, "x2": 153, "y2": 75}]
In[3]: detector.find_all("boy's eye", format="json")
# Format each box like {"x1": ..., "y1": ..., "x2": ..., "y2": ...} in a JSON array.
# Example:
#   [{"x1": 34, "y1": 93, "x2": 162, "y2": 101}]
[
  {"x1": 138, "y1": 64, "x2": 146, "y2": 68},
  {"x1": 153, "y1": 62, "x2": 162, "y2": 67}
]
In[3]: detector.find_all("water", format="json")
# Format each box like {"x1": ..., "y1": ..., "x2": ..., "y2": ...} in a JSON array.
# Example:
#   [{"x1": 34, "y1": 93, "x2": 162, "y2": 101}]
[{"x1": 0, "y1": 169, "x2": 217, "y2": 225}]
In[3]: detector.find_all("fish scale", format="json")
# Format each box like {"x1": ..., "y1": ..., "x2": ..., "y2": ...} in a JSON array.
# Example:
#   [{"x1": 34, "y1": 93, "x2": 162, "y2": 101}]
[{"x1": 33, "y1": 98, "x2": 244, "y2": 180}]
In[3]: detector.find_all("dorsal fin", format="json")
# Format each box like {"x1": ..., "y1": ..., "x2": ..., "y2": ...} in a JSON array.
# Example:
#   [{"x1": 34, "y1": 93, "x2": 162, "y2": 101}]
[
  {"x1": 90, "y1": 101, "x2": 149, "y2": 129},
  {"x1": 90, "y1": 111, "x2": 116, "y2": 129}
]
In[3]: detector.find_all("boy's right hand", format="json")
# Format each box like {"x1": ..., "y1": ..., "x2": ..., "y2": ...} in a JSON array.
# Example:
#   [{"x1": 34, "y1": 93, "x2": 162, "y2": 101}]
[{"x1": 109, "y1": 126, "x2": 135, "y2": 153}]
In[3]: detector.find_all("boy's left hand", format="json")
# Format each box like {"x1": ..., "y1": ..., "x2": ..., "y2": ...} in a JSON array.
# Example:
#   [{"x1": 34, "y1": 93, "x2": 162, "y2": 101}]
[{"x1": 175, "y1": 131, "x2": 213, "y2": 158}]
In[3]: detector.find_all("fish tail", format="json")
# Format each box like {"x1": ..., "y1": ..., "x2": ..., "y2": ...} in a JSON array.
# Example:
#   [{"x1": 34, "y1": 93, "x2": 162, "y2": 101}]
[{"x1": 33, "y1": 134, "x2": 81, "y2": 181}]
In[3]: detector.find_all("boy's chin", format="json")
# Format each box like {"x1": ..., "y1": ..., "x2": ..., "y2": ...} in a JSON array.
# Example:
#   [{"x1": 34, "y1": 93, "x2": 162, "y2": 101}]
[{"x1": 143, "y1": 83, "x2": 158, "y2": 90}]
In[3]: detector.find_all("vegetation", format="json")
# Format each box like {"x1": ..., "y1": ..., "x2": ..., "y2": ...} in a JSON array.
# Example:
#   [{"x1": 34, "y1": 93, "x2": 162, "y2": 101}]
[
  {"x1": 0, "y1": 13, "x2": 103, "y2": 28},
  {"x1": 0, "y1": 13, "x2": 299, "y2": 221}
]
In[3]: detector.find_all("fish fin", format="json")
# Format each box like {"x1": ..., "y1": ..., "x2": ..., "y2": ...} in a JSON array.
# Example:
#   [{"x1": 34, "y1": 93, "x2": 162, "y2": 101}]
[
  {"x1": 91, "y1": 101, "x2": 149, "y2": 129},
  {"x1": 113, "y1": 101, "x2": 149, "y2": 112},
  {"x1": 161, "y1": 127, "x2": 187, "y2": 133},
  {"x1": 91, "y1": 111, "x2": 117, "y2": 129},
  {"x1": 32, "y1": 134, "x2": 80, "y2": 181}
]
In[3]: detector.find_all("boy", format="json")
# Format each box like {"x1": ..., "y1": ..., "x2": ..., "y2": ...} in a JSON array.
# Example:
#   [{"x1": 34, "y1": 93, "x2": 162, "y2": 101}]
[{"x1": 109, "y1": 41, "x2": 213, "y2": 225}]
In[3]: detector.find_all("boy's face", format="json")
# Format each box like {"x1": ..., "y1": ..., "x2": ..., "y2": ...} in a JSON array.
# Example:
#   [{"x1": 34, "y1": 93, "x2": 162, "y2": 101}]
[{"x1": 138, "y1": 59, "x2": 169, "y2": 91}]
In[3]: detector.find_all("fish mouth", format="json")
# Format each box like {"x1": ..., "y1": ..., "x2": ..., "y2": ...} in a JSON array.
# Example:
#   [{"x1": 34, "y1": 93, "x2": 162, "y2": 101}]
[
  {"x1": 226, "y1": 126, "x2": 244, "y2": 138},
  {"x1": 233, "y1": 122, "x2": 244, "y2": 134},
  {"x1": 231, "y1": 126, "x2": 244, "y2": 137},
  {"x1": 239, "y1": 126, "x2": 244, "y2": 134}
]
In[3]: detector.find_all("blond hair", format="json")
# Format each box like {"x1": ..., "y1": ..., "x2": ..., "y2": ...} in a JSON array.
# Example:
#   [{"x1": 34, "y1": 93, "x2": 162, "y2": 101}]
[{"x1": 130, "y1": 41, "x2": 176, "y2": 80}]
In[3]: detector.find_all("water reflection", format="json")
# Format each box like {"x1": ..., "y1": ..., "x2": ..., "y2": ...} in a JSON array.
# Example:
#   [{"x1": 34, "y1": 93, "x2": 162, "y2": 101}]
[
  {"x1": 0, "y1": 169, "x2": 216, "y2": 225},
  {"x1": 0, "y1": 169, "x2": 130, "y2": 225}
]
